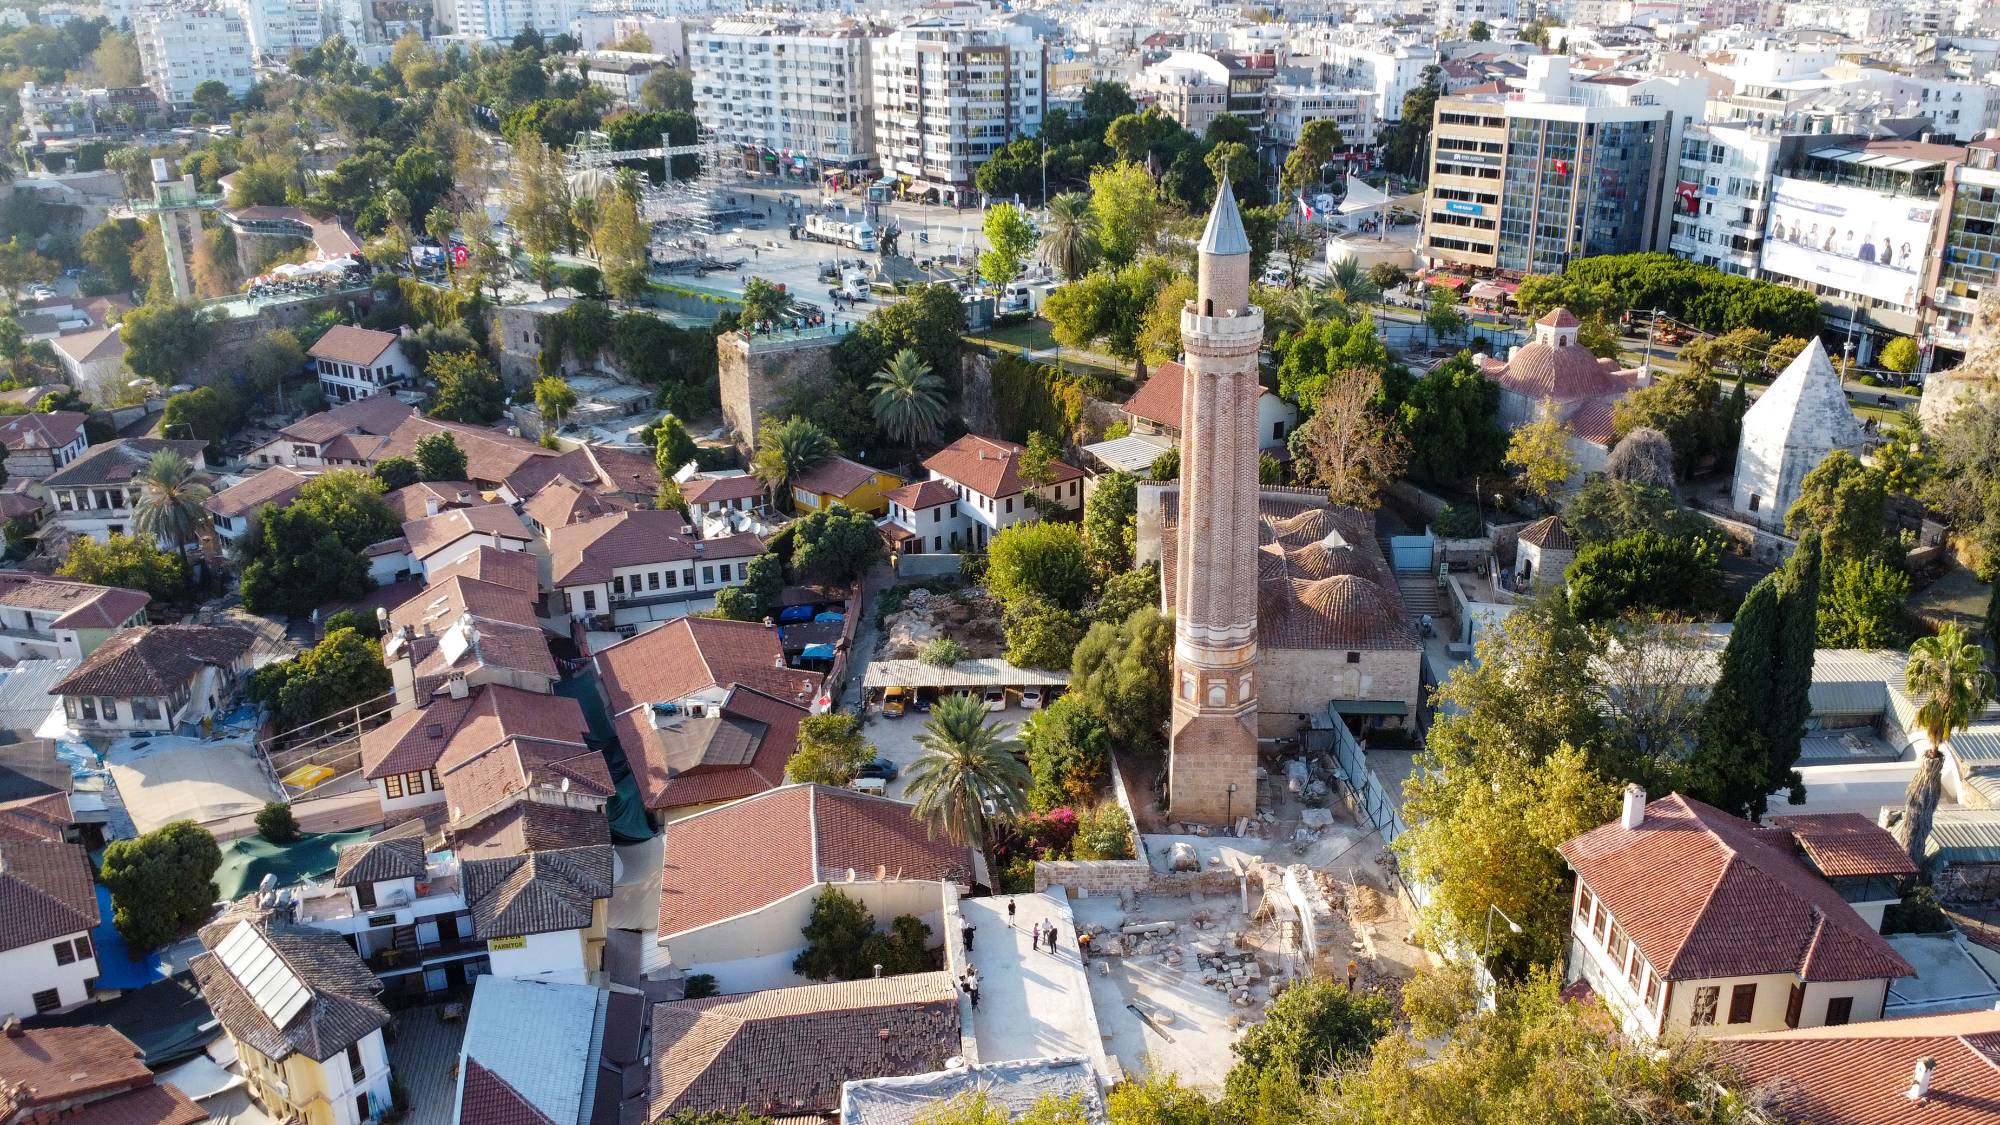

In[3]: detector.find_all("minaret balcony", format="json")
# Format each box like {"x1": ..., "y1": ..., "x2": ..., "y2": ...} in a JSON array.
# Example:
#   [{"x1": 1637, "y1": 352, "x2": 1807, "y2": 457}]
[{"x1": 1180, "y1": 304, "x2": 1265, "y2": 351}]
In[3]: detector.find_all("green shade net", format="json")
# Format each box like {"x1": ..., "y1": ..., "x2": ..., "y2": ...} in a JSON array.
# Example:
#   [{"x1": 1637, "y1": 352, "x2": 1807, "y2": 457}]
[{"x1": 211, "y1": 828, "x2": 376, "y2": 901}]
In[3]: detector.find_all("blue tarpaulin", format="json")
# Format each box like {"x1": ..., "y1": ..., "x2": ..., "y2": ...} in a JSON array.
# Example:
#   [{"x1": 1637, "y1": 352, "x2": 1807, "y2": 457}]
[
  {"x1": 799, "y1": 643, "x2": 837, "y2": 661},
  {"x1": 778, "y1": 605, "x2": 815, "y2": 624},
  {"x1": 813, "y1": 611, "x2": 845, "y2": 622},
  {"x1": 89, "y1": 884, "x2": 165, "y2": 990}
]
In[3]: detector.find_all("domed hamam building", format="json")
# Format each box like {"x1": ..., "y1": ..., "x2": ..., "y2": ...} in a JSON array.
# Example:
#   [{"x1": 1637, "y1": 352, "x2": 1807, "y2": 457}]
[
  {"x1": 1136, "y1": 484, "x2": 1423, "y2": 734},
  {"x1": 1476, "y1": 308, "x2": 1645, "y2": 477}
]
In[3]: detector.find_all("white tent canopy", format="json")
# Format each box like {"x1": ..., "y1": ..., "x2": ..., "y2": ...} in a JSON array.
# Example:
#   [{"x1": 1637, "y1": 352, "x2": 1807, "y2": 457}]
[{"x1": 1338, "y1": 172, "x2": 1391, "y2": 215}]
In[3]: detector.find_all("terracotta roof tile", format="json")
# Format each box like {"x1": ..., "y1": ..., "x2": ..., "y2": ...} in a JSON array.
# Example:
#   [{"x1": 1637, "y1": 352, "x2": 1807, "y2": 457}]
[
  {"x1": 51, "y1": 625, "x2": 255, "y2": 699},
  {"x1": 453, "y1": 799, "x2": 609, "y2": 859},
  {"x1": 922, "y1": 434, "x2": 1081, "y2": 499},
  {"x1": 0, "y1": 411, "x2": 85, "y2": 453},
  {"x1": 44, "y1": 439, "x2": 207, "y2": 490},
  {"x1": 0, "y1": 1026, "x2": 151, "y2": 1119},
  {"x1": 549, "y1": 511, "x2": 756, "y2": 587},
  {"x1": 362, "y1": 684, "x2": 585, "y2": 779},
  {"x1": 791, "y1": 457, "x2": 893, "y2": 500},
  {"x1": 523, "y1": 475, "x2": 633, "y2": 532},
  {"x1": 659, "y1": 785, "x2": 968, "y2": 938},
  {"x1": 440, "y1": 735, "x2": 611, "y2": 826},
  {"x1": 627, "y1": 684, "x2": 808, "y2": 810},
  {"x1": 308, "y1": 325, "x2": 399, "y2": 367},
  {"x1": 1770, "y1": 813, "x2": 1921, "y2": 879},
  {"x1": 461, "y1": 845, "x2": 612, "y2": 939},
  {"x1": 401, "y1": 504, "x2": 534, "y2": 563},
  {"x1": 1559, "y1": 793, "x2": 1915, "y2": 983},
  {"x1": 1569, "y1": 398, "x2": 1618, "y2": 446},
  {"x1": 597, "y1": 617, "x2": 823, "y2": 721},
  {"x1": 277, "y1": 396, "x2": 417, "y2": 446},
  {"x1": 1518, "y1": 515, "x2": 1575, "y2": 552},
  {"x1": 681, "y1": 475, "x2": 768, "y2": 506},
  {"x1": 66, "y1": 1080, "x2": 209, "y2": 1125},
  {"x1": 372, "y1": 417, "x2": 554, "y2": 487},
  {"x1": 189, "y1": 915, "x2": 389, "y2": 1063},
  {"x1": 460, "y1": 1058, "x2": 558, "y2": 1125},
  {"x1": 0, "y1": 571, "x2": 148, "y2": 630},
  {"x1": 333, "y1": 836, "x2": 427, "y2": 886},
  {"x1": 427, "y1": 546, "x2": 541, "y2": 593},
  {"x1": 204, "y1": 466, "x2": 314, "y2": 519},
  {"x1": 648, "y1": 973, "x2": 960, "y2": 1120},
  {"x1": 882, "y1": 480, "x2": 957, "y2": 510},
  {"x1": 380, "y1": 481, "x2": 481, "y2": 523},
  {"x1": 1719, "y1": 1010, "x2": 2000, "y2": 1125},
  {"x1": 1537, "y1": 308, "x2": 1582, "y2": 328}
]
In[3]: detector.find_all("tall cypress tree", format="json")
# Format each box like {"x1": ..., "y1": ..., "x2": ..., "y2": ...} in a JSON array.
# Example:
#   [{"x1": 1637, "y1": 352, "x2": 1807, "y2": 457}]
[
  {"x1": 1693, "y1": 578, "x2": 1779, "y2": 818},
  {"x1": 1766, "y1": 536, "x2": 1821, "y2": 808},
  {"x1": 1690, "y1": 539, "x2": 1821, "y2": 819}
]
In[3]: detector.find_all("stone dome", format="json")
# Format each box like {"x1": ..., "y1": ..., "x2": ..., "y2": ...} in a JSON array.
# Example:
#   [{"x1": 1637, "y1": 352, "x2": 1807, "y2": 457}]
[
  {"x1": 1268, "y1": 508, "x2": 1338, "y2": 546},
  {"x1": 1295, "y1": 574, "x2": 1391, "y2": 621},
  {"x1": 1288, "y1": 538, "x2": 1374, "y2": 580},
  {"x1": 1258, "y1": 544, "x2": 1294, "y2": 622},
  {"x1": 1499, "y1": 340, "x2": 1627, "y2": 402}
]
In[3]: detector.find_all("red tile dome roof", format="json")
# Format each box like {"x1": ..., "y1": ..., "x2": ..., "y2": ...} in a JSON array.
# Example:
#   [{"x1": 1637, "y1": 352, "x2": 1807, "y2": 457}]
[{"x1": 1498, "y1": 340, "x2": 1628, "y2": 402}]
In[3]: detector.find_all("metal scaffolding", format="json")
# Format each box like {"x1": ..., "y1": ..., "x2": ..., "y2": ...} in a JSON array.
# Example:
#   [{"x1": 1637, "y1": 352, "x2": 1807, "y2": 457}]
[{"x1": 569, "y1": 128, "x2": 747, "y2": 247}]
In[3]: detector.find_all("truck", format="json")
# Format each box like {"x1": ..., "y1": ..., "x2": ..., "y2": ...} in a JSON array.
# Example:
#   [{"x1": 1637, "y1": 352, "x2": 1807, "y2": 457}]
[{"x1": 803, "y1": 214, "x2": 877, "y2": 252}]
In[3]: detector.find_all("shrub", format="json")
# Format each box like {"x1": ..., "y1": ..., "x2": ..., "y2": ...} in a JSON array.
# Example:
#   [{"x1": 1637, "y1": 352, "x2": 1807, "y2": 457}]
[
  {"x1": 1074, "y1": 803, "x2": 1135, "y2": 860},
  {"x1": 256, "y1": 802, "x2": 300, "y2": 843},
  {"x1": 920, "y1": 637, "x2": 968, "y2": 666},
  {"x1": 1433, "y1": 502, "x2": 1484, "y2": 539},
  {"x1": 682, "y1": 973, "x2": 719, "y2": 999}
]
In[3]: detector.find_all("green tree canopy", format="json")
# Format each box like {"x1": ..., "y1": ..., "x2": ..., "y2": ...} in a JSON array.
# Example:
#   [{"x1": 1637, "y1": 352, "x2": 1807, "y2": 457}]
[
  {"x1": 1225, "y1": 979, "x2": 1391, "y2": 1115},
  {"x1": 414, "y1": 431, "x2": 469, "y2": 481},
  {"x1": 100, "y1": 820, "x2": 222, "y2": 951},
  {"x1": 248, "y1": 626, "x2": 392, "y2": 733},
  {"x1": 1023, "y1": 695, "x2": 1111, "y2": 811},
  {"x1": 426, "y1": 350, "x2": 505, "y2": 424},
  {"x1": 57, "y1": 533, "x2": 186, "y2": 601},
  {"x1": 784, "y1": 713, "x2": 875, "y2": 786},
  {"x1": 1566, "y1": 531, "x2": 1722, "y2": 621},
  {"x1": 988, "y1": 522, "x2": 1094, "y2": 611},
  {"x1": 791, "y1": 504, "x2": 885, "y2": 585}
]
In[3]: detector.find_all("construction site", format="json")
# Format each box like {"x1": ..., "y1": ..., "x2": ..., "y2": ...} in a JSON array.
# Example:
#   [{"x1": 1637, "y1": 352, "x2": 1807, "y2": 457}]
[{"x1": 1036, "y1": 741, "x2": 1432, "y2": 1090}]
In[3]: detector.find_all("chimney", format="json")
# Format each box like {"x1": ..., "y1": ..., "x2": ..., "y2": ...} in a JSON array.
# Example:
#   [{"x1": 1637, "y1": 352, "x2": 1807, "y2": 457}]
[
  {"x1": 773, "y1": 655, "x2": 785, "y2": 669},
  {"x1": 1907, "y1": 1056, "x2": 1936, "y2": 1101},
  {"x1": 1621, "y1": 783, "x2": 1646, "y2": 830},
  {"x1": 375, "y1": 606, "x2": 389, "y2": 634},
  {"x1": 457, "y1": 490, "x2": 472, "y2": 505},
  {"x1": 873, "y1": 963, "x2": 884, "y2": 978},
  {"x1": 447, "y1": 673, "x2": 468, "y2": 700},
  {"x1": 1, "y1": 1015, "x2": 20, "y2": 1038}
]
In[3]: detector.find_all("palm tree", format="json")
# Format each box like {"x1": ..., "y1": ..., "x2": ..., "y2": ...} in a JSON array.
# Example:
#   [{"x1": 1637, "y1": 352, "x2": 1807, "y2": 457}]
[
  {"x1": 1038, "y1": 192, "x2": 1100, "y2": 281},
  {"x1": 131, "y1": 448, "x2": 212, "y2": 583},
  {"x1": 868, "y1": 348, "x2": 948, "y2": 471},
  {"x1": 1895, "y1": 623, "x2": 1997, "y2": 869},
  {"x1": 751, "y1": 416, "x2": 835, "y2": 511},
  {"x1": 1317, "y1": 256, "x2": 1381, "y2": 310},
  {"x1": 1259, "y1": 283, "x2": 1344, "y2": 341},
  {"x1": 905, "y1": 693, "x2": 1029, "y2": 864}
]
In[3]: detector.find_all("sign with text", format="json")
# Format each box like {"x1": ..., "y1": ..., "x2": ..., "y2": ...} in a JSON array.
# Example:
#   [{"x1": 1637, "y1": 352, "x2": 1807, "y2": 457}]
[{"x1": 1762, "y1": 176, "x2": 1936, "y2": 308}]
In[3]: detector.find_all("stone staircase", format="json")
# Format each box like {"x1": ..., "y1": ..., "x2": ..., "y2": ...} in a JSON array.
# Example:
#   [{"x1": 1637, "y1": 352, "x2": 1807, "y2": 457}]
[{"x1": 1379, "y1": 533, "x2": 1443, "y2": 620}]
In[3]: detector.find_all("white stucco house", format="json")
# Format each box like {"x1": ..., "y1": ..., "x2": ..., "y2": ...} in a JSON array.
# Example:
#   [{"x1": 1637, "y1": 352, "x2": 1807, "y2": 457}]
[
  {"x1": 549, "y1": 509, "x2": 762, "y2": 630},
  {"x1": 880, "y1": 433, "x2": 1084, "y2": 554},
  {"x1": 42, "y1": 438, "x2": 211, "y2": 547},
  {"x1": 0, "y1": 836, "x2": 101, "y2": 1016},
  {"x1": 0, "y1": 411, "x2": 89, "y2": 480},
  {"x1": 1559, "y1": 787, "x2": 1915, "y2": 1042},
  {"x1": 50, "y1": 624, "x2": 257, "y2": 738},
  {"x1": 0, "y1": 571, "x2": 149, "y2": 662},
  {"x1": 309, "y1": 325, "x2": 417, "y2": 404}
]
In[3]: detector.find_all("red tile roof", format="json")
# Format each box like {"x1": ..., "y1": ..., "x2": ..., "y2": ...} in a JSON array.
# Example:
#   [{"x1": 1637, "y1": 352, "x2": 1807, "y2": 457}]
[
  {"x1": 401, "y1": 504, "x2": 534, "y2": 563},
  {"x1": 362, "y1": 684, "x2": 586, "y2": 780},
  {"x1": 459, "y1": 1058, "x2": 557, "y2": 1125},
  {"x1": 1121, "y1": 360, "x2": 1284, "y2": 428},
  {"x1": 278, "y1": 394, "x2": 417, "y2": 446},
  {"x1": 625, "y1": 684, "x2": 808, "y2": 810},
  {"x1": 0, "y1": 836, "x2": 98, "y2": 951},
  {"x1": 1568, "y1": 397, "x2": 1618, "y2": 446},
  {"x1": 51, "y1": 625, "x2": 255, "y2": 698},
  {"x1": 648, "y1": 973, "x2": 959, "y2": 1121},
  {"x1": 549, "y1": 511, "x2": 759, "y2": 587},
  {"x1": 66, "y1": 1081, "x2": 210, "y2": 1125},
  {"x1": 0, "y1": 411, "x2": 85, "y2": 453},
  {"x1": 427, "y1": 546, "x2": 540, "y2": 594},
  {"x1": 0, "y1": 1026, "x2": 152, "y2": 1120},
  {"x1": 1559, "y1": 793, "x2": 1915, "y2": 983},
  {"x1": 681, "y1": 475, "x2": 767, "y2": 506},
  {"x1": 308, "y1": 325, "x2": 399, "y2": 367},
  {"x1": 381, "y1": 481, "x2": 481, "y2": 523},
  {"x1": 1770, "y1": 813, "x2": 1921, "y2": 880},
  {"x1": 659, "y1": 785, "x2": 969, "y2": 938},
  {"x1": 372, "y1": 417, "x2": 555, "y2": 486},
  {"x1": 1718, "y1": 1010, "x2": 2000, "y2": 1125},
  {"x1": 1537, "y1": 308, "x2": 1582, "y2": 328},
  {"x1": 792, "y1": 457, "x2": 893, "y2": 500},
  {"x1": 204, "y1": 466, "x2": 313, "y2": 519},
  {"x1": 882, "y1": 480, "x2": 957, "y2": 510},
  {"x1": 597, "y1": 616, "x2": 823, "y2": 717},
  {"x1": 922, "y1": 434, "x2": 1081, "y2": 499},
  {"x1": 0, "y1": 571, "x2": 148, "y2": 630},
  {"x1": 522, "y1": 475, "x2": 632, "y2": 531}
]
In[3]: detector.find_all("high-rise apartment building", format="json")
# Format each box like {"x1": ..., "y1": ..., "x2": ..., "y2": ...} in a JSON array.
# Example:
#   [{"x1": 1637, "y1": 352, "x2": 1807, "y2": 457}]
[
  {"x1": 134, "y1": 7, "x2": 254, "y2": 108},
  {"x1": 871, "y1": 16, "x2": 1044, "y2": 204},
  {"x1": 1932, "y1": 138, "x2": 2000, "y2": 362},
  {"x1": 450, "y1": 0, "x2": 570, "y2": 43},
  {"x1": 691, "y1": 18, "x2": 875, "y2": 180},
  {"x1": 1419, "y1": 58, "x2": 1705, "y2": 276},
  {"x1": 232, "y1": 0, "x2": 324, "y2": 61}
]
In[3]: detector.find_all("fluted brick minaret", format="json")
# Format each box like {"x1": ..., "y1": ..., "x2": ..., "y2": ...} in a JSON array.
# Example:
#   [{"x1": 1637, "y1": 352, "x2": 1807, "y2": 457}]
[{"x1": 1167, "y1": 178, "x2": 1264, "y2": 825}]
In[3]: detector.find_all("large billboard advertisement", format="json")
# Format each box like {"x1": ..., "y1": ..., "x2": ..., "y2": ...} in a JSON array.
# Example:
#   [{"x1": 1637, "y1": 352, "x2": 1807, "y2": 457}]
[{"x1": 1761, "y1": 177, "x2": 1937, "y2": 308}]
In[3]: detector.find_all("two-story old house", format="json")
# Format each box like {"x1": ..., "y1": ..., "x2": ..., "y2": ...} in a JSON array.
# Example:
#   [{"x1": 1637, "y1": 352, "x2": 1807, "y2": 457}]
[
  {"x1": 42, "y1": 439, "x2": 210, "y2": 546},
  {"x1": 879, "y1": 434, "x2": 1084, "y2": 553},
  {"x1": 189, "y1": 910, "x2": 394, "y2": 1125},
  {"x1": 0, "y1": 411, "x2": 88, "y2": 481},
  {"x1": 308, "y1": 325, "x2": 416, "y2": 404},
  {"x1": 0, "y1": 835, "x2": 100, "y2": 1016},
  {"x1": 549, "y1": 509, "x2": 763, "y2": 632},
  {"x1": 0, "y1": 571, "x2": 148, "y2": 662},
  {"x1": 287, "y1": 829, "x2": 486, "y2": 1006},
  {"x1": 50, "y1": 624, "x2": 257, "y2": 738},
  {"x1": 1558, "y1": 787, "x2": 1915, "y2": 1042},
  {"x1": 203, "y1": 466, "x2": 315, "y2": 544}
]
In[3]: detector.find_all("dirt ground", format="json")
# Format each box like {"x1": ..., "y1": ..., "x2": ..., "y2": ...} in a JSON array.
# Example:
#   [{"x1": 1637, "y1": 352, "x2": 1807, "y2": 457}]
[{"x1": 878, "y1": 585, "x2": 1005, "y2": 661}]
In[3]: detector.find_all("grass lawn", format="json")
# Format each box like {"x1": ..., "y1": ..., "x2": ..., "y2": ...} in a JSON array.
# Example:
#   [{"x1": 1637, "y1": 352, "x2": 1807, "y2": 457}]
[{"x1": 964, "y1": 317, "x2": 1130, "y2": 381}]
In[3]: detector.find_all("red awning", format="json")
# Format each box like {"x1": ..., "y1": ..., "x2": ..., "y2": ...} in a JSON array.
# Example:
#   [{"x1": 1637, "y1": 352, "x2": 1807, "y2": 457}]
[{"x1": 1423, "y1": 274, "x2": 1470, "y2": 290}]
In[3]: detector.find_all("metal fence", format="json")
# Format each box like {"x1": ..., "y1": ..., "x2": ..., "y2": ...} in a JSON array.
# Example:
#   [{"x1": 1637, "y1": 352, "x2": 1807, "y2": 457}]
[{"x1": 1319, "y1": 714, "x2": 1409, "y2": 847}]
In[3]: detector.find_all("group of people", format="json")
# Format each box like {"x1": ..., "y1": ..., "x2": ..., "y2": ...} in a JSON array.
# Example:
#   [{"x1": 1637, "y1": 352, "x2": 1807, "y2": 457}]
[
  {"x1": 956, "y1": 896, "x2": 1090, "y2": 1010},
  {"x1": 1773, "y1": 218, "x2": 1917, "y2": 271}
]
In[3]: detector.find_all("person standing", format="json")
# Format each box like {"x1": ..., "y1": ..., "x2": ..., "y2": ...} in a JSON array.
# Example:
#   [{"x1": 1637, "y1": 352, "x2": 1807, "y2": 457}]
[
  {"x1": 1006, "y1": 899, "x2": 1017, "y2": 927},
  {"x1": 1029, "y1": 920, "x2": 1043, "y2": 950},
  {"x1": 961, "y1": 919, "x2": 975, "y2": 952},
  {"x1": 1045, "y1": 926, "x2": 1058, "y2": 953}
]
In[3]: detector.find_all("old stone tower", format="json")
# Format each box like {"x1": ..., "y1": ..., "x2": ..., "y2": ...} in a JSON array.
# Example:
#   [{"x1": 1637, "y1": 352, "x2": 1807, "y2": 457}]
[{"x1": 1167, "y1": 179, "x2": 1265, "y2": 824}]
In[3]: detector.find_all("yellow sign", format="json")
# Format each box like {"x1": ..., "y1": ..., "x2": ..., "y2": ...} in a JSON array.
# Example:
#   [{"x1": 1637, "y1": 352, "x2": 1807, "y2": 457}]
[{"x1": 488, "y1": 936, "x2": 525, "y2": 951}]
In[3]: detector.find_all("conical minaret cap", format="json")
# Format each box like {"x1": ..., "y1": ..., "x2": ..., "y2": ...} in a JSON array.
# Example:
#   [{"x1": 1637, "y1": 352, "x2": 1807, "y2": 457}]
[{"x1": 1199, "y1": 177, "x2": 1251, "y2": 257}]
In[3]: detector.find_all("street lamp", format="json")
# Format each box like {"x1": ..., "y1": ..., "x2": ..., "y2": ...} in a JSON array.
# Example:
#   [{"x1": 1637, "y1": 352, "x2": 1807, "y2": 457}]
[
  {"x1": 1483, "y1": 904, "x2": 1523, "y2": 965},
  {"x1": 1226, "y1": 781, "x2": 1240, "y2": 830}
]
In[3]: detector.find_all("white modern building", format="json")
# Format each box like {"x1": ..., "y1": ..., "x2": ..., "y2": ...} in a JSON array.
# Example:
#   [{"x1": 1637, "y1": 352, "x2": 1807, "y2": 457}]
[
  {"x1": 1133, "y1": 51, "x2": 1231, "y2": 137},
  {"x1": 232, "y1": 0, "x2": 325, "y2": 62},
  {"x1": 1669, "y1": 123, "x2": 1792, "y2": 278},
  {"x1": 1308, "y1": 39, "x2": 1438, "y2": 124},
  {"x1": 134, "y1": 7, "x2": 254, "y2": 109},
  {"x1": 1266, "y1": 84, "x2": 1378, "y2": 155},
  {"x1": 450, "y1": 0, "x2": 571, "y2": 43},
  {"x1": 691, "y1": 18, "x2": 875, "y2": 179},
  {"x1": 309, "y1": 325, "x2": 416, "y2": 404},
  {"x1": 871, "y1": 16, "x2": 1045, "y2": 203}
]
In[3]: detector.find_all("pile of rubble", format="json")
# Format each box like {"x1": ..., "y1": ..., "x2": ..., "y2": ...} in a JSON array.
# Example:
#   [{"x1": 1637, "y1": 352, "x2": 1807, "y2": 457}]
[
  {"x1": 1086, "y1": 913, "x2": 1279, "y2": 1010},
  {"x1": 879, "y1": 587, "x2": 1004, "y2": 659}
]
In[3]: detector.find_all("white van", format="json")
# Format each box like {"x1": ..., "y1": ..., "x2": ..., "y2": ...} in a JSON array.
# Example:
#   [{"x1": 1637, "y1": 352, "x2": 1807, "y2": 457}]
[{"x1": 848, "y1": 776, "x2": 887, "y2": 795}]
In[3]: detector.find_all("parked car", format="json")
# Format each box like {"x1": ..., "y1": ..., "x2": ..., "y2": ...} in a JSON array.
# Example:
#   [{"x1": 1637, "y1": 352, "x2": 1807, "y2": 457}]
[
  {"x1": 982, "y1": 688, "x2": 1006, "y2": 712},
  {"x1": 914, "y1": 686, "x2": 939, "y2": 712},
  {"x1": 882, "y1": 686, "x2": 909, "y2": 718},
  {"x1": 848, "y1": 777, "x2": 887, "y2": 795},
  {"x1": 856, "y1": 756, "x2": 899, "y2": 782},
  {"x1": 1019, "y1": 688, "x2": 1043, "y2": 710}
]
